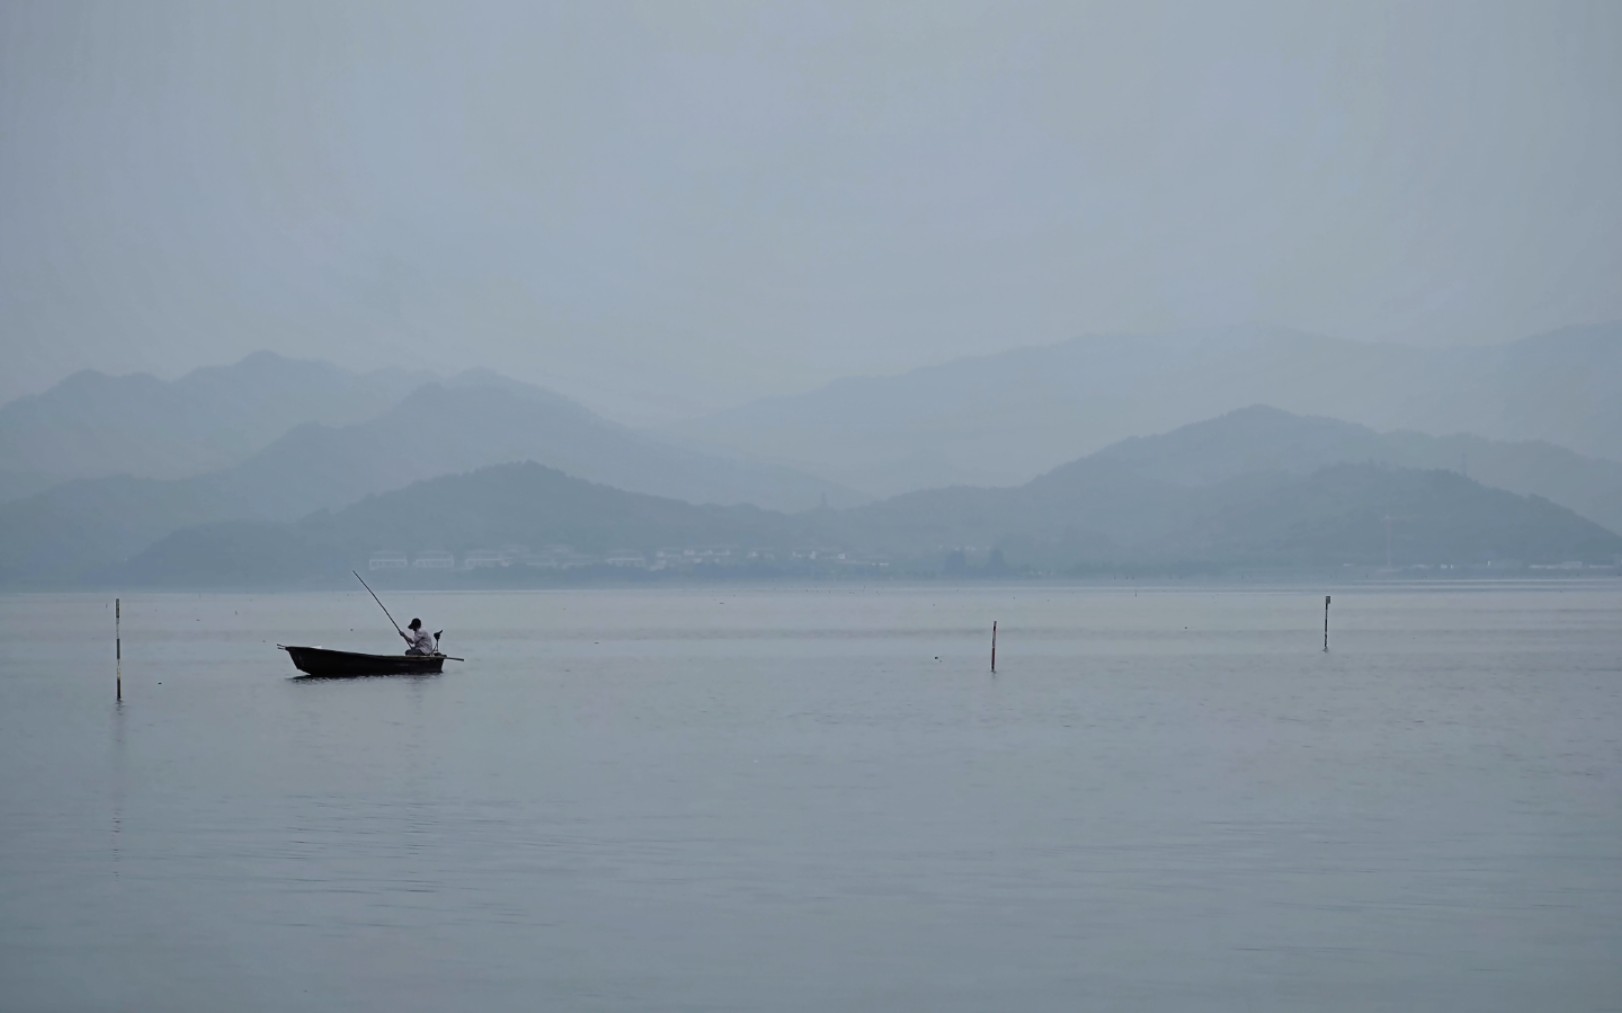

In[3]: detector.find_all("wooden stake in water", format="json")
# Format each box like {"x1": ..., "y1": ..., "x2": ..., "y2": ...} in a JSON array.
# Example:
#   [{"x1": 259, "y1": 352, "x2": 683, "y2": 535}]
[
  {"x1": 991, "y1": 621, "x2": 998, "y2": 673},
  {"x1": 1323, "y1": 595, "x2": 1331, "y2": 653},
  {"x1": 116, "y1": 598, "x2": 122, "y2": 701}
]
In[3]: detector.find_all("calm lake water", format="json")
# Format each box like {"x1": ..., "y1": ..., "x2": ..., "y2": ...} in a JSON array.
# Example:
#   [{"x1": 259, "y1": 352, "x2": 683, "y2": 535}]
[{"x1": 2, "y1": 582, "x2": 1620, "y2": 1012}]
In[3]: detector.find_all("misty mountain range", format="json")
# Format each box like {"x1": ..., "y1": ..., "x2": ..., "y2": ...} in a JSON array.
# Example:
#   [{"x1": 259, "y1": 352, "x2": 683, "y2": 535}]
[
  {"x1": 815, "y1": 452, "x2": 1620, "y2": 571},
  {"x1": 671, "y1": 322, "x2": 1622, "y2": 495},
  {"x1": 1, "y1": 324, "x2": 1619, "y2": 587},
  {"x1": 0, "y1": 364, "x2": 860, "y2": 585},
  {"x1": 121, "y1": 454, "x2": 1620, "y2": 587},
  {"x1": 0, "y1": 352, "x2": 432, "y2": 501}
]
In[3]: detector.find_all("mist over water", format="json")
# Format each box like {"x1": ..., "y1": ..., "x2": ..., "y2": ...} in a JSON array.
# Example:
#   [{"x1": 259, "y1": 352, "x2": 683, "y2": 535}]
[
  {"x1": 5, "y1": 2, "x2": 1620, "y2": 1007},
  {"x1": 2, "y1": 583, "x2": 1619, "y2": 1011}
]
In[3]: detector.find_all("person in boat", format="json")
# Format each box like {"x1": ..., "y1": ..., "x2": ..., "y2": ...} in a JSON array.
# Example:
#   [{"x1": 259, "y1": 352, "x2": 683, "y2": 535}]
[{"x1": 400, "y1": 618, "x2": 439, "y2": 656}]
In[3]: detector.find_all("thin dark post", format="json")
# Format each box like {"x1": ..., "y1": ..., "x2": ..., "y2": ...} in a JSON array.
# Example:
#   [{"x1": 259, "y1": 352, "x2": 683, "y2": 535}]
[
  {"x1": 116, "y1": 598, "x2": 122, "y2": 701},
  {"x1": 1323, "y1": 595, "x2": 1331, "y2": 653},
  {"x1": 991, "y1": 621, "x2": 998, "y2": 673}
]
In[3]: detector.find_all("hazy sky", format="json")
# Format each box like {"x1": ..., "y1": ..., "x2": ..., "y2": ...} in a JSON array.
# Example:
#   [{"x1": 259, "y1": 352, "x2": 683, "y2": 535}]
[{"x1": 3, "y1": 1, "x2": 1619, "y2": 421}]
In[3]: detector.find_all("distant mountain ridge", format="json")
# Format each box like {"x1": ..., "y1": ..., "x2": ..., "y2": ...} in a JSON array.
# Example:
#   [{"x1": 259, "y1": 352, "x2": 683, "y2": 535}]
[
  {"x1": 1090, "y1": 405, "x2": 1622, "y2": 535},
  {"x1": 115, "y1": 447, "x2": 1622, "y2": 587},
  {"x1": 821, "y1": 458, "x2": 1620, "y2": 571},
  {"x1": 0, "y1": 352, "x2": 432, "y2": 499},
  {"x1": 312, "y1": 377, "x2": 865, "y2": 512},
  {"x1": 668, "y1": 322, "x2": 1622, "y2": 495},
  {"x1": 119, "y1": 462, "x2": 815, "y2": 586},
  {"x1": 0, "y1": 374, "x2": 863, "y2": 586},
  {"x1": 811, "y1": 403, "x2": 1622, "y2": 569},
  {"x1": 8, "y1": 347, "x2": 1620, "y2": 587}
]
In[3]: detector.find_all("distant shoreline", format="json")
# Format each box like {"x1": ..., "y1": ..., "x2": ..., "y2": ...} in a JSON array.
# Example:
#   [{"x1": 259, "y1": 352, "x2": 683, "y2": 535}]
[{"x1": 7, "y1": 571, "x2": 1619, "y2": 596}]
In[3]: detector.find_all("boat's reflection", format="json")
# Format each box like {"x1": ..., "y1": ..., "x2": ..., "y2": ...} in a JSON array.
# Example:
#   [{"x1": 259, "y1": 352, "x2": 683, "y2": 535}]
[{"x1": 290, "y1": 672, "x2": 444, "y2": 683}]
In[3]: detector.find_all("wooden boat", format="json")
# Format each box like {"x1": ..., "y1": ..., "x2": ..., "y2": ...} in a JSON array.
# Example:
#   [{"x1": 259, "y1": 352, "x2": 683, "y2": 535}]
[{"x1": 278, "y1": 644, "x2": 449, "y2": 677}]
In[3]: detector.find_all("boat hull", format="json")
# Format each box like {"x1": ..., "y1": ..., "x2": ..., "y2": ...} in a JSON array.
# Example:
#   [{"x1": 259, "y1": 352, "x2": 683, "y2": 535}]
[{"x1": 279, "y1": 645, "x2": 446, "y2": 677}]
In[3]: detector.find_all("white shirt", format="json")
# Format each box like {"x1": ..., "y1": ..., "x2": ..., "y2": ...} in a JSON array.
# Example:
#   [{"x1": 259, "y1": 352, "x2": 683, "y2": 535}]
[{"x1": 405, "y1": 628, "x2": 436, "y2": 654}]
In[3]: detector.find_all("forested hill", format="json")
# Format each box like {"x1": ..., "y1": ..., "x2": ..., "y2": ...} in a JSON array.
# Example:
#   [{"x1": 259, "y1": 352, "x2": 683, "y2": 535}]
[{"x1": 115, "y1": 459, "x2": 1622, "y2": 587}]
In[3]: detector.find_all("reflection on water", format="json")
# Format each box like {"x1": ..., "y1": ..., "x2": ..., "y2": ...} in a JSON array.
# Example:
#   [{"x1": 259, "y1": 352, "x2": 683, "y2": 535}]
[
  {"x1": 291, "y1": 673, "x2": 445, "y2": 684},
  {"x1": 2, "y1": 583, "x2": 1620, "y2": 1011}
]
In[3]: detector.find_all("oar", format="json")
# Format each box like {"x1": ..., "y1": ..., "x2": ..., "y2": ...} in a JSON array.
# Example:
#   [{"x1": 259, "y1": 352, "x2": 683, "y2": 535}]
[{"x1": 353, "y1": 570, "x2": 405, "y2": 638}]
